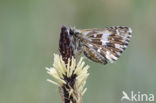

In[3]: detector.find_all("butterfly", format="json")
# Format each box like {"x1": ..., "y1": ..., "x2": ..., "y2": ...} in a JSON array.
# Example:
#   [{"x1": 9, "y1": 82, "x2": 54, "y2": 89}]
[{"x1": 59, "y1": 26, "x2": 132, "y2": 65}]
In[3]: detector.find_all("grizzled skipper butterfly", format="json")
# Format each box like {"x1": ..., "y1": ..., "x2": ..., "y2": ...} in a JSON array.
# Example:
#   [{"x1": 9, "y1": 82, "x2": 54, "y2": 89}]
[{"x1": 59, "y1": 26, "x2": 132, "y2": 65}]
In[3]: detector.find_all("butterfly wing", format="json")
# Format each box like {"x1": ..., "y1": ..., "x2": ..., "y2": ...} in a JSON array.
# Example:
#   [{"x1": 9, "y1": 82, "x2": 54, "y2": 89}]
[{"x1": 80, "y1": 26, "x2": 132, "y2": 64}]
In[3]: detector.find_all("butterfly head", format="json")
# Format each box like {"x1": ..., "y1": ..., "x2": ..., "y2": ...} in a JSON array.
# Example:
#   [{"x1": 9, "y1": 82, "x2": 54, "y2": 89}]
[{"x1": 69, "y1": 27, "x2": 80, "y2": 37}]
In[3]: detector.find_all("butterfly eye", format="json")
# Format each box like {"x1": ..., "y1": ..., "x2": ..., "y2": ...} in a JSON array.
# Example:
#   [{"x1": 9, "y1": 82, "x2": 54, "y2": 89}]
[{"x1": 70, "y1": 29, "x2": 74, "y2": 35}]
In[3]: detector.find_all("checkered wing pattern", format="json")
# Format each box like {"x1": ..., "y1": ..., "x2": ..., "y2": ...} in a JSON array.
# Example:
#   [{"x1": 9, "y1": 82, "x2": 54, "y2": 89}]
[{"x1": 80, "y1": 26, "x2": 132, "y2": 65}]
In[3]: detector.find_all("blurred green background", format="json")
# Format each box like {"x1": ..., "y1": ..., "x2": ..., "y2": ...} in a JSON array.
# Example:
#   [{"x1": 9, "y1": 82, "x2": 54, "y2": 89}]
[{"x1": 0, "y1": 0, "x2": 156, "y2": 103}]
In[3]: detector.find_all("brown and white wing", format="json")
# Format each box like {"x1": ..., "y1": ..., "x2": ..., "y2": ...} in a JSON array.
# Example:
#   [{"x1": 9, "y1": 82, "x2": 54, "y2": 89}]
[{"x1": 80, "y1": 26, "x2": 132, "y2": 64}]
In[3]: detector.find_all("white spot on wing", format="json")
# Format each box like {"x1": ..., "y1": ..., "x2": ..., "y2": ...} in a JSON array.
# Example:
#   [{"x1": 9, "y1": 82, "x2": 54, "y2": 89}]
[
  {"x1": 88, "y1": 44, "x2": 93, "y2": 47},
  {"x1": 101, "y1": 40, "x2": 108, "y2": 45},
  {"x1": 106, "y1": 51, "x2": 113, "y2": 63},
  {"x1": 88, "y1": 38, "x2": 92, "y2": 42},
  {"x1": 93, "y1": 34, "x2": 97, "y2": 37},
  {"x1": 128, "y1": 35, "x2": 132, "y2": 37},
  {"x1": 106, "y1": 55, "x2": 113, "y2": 63},
  {"x1": 116, "y1": 29, "x2": 120, "y2": 35},
  {"x1": 115, "y1": 44, "x2": 123, "y2": 49},
  {"x1": 123, "y1": 45, "x2": 127, "y2": 48},
  {"x1": 128, "y1": 28, "x2": 132, "y2": 33},
  {"x1": 101, "y1": 31, "x2": 111, "y2": 45},
  {"x1": 106, "y1": 51, "x2": 118, "y2": 61},
  {"x1": 115, "y1": 44, "x2": 124, "y2": 51},
  {"x1": 102, "y1": 31, "x2": 110, "y2": 41},
  {"x1": 115, "y1": 44, "x2": 120, "y2": 48},
  {"x1": 117, "y1": 52, "x2": 121, "y2": 56},
  {"x1": 112, "y1": 54, "x2": 118, "y2": 60},
  {"x1": 97, "y1": 47, "x2": 102, "y2": 52}
]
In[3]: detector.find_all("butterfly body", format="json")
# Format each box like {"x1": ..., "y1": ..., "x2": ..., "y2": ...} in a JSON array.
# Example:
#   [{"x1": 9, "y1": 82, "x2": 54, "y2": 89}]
[{"x1": 65, "y1": 26, "x2": 132, "y2": 65}]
